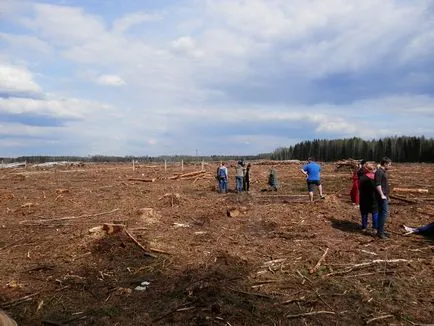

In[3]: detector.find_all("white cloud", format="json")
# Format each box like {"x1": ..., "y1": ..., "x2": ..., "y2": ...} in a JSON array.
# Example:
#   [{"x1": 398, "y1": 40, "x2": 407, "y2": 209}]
[
  {"x1": 96, "y1": 74, "x2": 126, "y2": 86},
  {"x1": 112, "y1": 12, "x2": 162, "y2": 34},
  {"x1": 22, "y1": 3, "x2": 106, "y2": 46},
  {"x1": 0, "y1": 63, "x2": 41, "y2": 95},
  {"x1": 0, "y1": 0, "x2": 433, "y2": 156}
]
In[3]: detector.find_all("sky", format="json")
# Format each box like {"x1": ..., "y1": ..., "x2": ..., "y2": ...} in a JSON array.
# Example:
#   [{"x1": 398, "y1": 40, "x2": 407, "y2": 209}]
[{"x1": 1, "y1": 0, "x2": 434, "y2": 157}]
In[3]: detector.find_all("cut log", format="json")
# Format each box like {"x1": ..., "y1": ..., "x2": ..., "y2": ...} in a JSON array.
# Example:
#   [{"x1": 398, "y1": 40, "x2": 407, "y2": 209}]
[
  {"x1": 169, "y1": 170, "x2": 206, "y2": 180},
  {"x1": 128, "y1": 178, "x2": 156, "y2": 182},
  {"x1": 393, "y1": 188, "x2": 428, "y2": 193}
]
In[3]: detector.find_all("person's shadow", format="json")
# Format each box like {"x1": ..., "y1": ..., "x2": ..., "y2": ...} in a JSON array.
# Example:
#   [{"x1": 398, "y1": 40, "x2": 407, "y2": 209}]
[{"x1": 329, "y1": 217, "x2": 361, "y2": 234}]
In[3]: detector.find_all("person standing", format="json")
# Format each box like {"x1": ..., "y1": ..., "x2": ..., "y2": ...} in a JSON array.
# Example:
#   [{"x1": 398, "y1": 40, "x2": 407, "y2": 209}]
[
  {"x1": 267, "y1": 167, "x2": 279, "y2": 191},
  {"x1": 375, "y1": 157, "x2": 392, "y2": 239},
  {"x1": 301, "y1": 157, "x2": 324, "y2": 202},
  {"x1": 235, "y1": 161, "x2": 244, "y2": 192},
  {"x1": 358, "y1": 162, "x2": 378, "y2": 233},
  {"x1": 217, "y1": 163, "x2": 228, "y2": 193},
  {"x1": 243, "y1": 163, "x2": 251, "y2": 191},
  {"x1": 350, "y1": 159, "x2": 366, "y2": 208}
]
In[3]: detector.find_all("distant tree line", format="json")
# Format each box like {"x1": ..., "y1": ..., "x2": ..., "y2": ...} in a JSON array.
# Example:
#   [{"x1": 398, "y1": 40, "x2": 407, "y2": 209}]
[
  {"x1": 270, "y1": 136, "x2": 434, "y2": 162},
  {"x1": 1, "y1": 136, "x2": 432, "y2": 164}
]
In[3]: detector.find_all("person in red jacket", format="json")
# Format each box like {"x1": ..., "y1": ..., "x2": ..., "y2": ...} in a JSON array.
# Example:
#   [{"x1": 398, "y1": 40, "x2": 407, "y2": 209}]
[{"x1": 350, "y1": 159, "x2": 366, "y2": 208}]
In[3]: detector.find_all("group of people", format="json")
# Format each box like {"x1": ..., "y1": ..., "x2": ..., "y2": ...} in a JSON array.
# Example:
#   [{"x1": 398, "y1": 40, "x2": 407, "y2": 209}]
[
  {"x1": 216, "y1": 157, "x2": 325, "y2": 198},
  {"x1": 216, "y1": 161, "x2": 251, "y2": 193},
  {"x1": 350, "y1": 157, "x2": 392, "y2": 239},
  {"x1": 216, "y1": 161, "x2": 281, "y2": 194},
  {"x1": 216, "y1": 157, "x2": 430, "y2": 241}
]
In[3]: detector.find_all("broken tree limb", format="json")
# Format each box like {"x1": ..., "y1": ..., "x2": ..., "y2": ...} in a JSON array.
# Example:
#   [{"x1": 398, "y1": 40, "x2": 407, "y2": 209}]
[
  {"x1": 1, "y1": 292, "x2": 40, "y2": 308},
  {"x1": 127, "y1": 177, "x2": 156, "y2": 182},
  {"x1": 124, "y1": 229, "x2": 157, "y2": 258},
  {"x1": 393, "y1": 187, "x2": 428, "y2": 193},
  {"x1": 19, "y1": 208, "x2": 120, "y2": 224},
  {"x1": 286, "y1": 311, "x2": 336, "y2": 319},
  {"x1": 310, "y1": 247, "x2": 330, "y2": 274},
  {"x1": 389, "y1": 194, "x2": 418, "y2": 204},
  {"x1": 366, "y1": 314, "x2": 394, "y2": 324},
  {"x1": 327, "y1": 259, "x2": 412, "y2": 276},
  {"x1": 169, "y1": 170, "x2": 206, "y2": 180}
]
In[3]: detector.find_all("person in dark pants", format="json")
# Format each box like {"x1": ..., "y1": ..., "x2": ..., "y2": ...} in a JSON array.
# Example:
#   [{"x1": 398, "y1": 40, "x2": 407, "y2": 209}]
[
  {"x1": 358, "y1": 162, "x2": 378, "y2": 233},
  {"x1": 243, "y1": 163, "x2": 251, "y2": 191},
  {"x1": 267, "y1": 167, "x2": 279, "y2": 191},
  {"x1": 301, "y1": 157, "x2": 324, "y2": 202},
  {"x1": 375, "y1": 157, "x2": 392, "y2": 239},
  {"x1": 404, "y1": 222, "x2": 434, "y2": 236}
]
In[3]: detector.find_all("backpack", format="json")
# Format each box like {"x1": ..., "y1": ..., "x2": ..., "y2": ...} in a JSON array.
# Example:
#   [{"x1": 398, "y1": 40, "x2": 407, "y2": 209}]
[{"x1": 218, "y1": 167, "x2": 226, "y2": 179}]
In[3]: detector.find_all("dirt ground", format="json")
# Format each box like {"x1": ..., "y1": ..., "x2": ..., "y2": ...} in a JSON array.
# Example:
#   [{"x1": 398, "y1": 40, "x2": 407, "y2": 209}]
[{"x1": 0, "y1": 161, "x2": 433, "y2": 326}]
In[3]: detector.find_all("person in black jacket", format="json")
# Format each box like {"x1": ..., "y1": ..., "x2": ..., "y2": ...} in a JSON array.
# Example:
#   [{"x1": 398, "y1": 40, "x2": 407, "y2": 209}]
[{"x1": 359, "y1": 162, "x2": 378, "y2": 233}]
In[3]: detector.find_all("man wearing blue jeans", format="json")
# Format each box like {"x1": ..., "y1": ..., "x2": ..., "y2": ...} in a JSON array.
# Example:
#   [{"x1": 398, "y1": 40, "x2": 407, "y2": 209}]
[{"x1": 375, "y1": 157, "x2": 392, "y2": 239}]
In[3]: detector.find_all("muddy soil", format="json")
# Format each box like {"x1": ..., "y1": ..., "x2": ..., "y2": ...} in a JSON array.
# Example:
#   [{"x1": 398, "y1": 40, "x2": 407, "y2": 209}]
[{"x1": 0, "y1": 161, "x2": 433, "y2": 325}]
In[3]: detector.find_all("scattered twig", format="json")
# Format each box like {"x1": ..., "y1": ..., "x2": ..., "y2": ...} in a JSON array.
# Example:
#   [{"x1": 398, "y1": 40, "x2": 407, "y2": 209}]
[
  {"x1": 124, "y1": 229, "x2": 157, "y2": 258},
  {"x1": 1, "y1": 292, "x2": 40, "y2": 308},
  {"x1": 286, "y1": 311, "x2": 336, "y2": 319},
  {"x1": 227, "y1": 287, "x2": 274, "y2": 299},
  {"x1": 416, "y1": 208, "x2": 434, "y2": 218},
  {"x1": 19, "y1": 208, "x2": 120, "y2": 224},
  {"x1": 366, "y1": 314, "x2": 394, "y2": 324},
  {"x1": 149, "y1": 247, "x2": 171, "y2": 255},
  {"x1": 310, "y1": 248, "x2": 329, "y2": 274}
]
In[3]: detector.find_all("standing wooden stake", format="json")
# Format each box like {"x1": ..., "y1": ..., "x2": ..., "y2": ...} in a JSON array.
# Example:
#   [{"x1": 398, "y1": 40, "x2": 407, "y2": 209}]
[
  {"x1": 201, "y1": 160, "x2": 204, "y2": 171},
  {"x1": 132, "y1": 159, "x2": 135, "y2": 171},
  {"x1": 164, "y1": 160, "x2": 167, "y2": 173},
  {"x1": 181, "y1": 160, "x2": 184, "y2": 172}
]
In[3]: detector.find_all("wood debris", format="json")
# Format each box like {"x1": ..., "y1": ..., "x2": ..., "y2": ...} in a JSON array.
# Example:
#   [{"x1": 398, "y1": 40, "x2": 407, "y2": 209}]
[
  {"x1": 169, "y1": 170, "x2": 206, "y2": 180},
  {"x1": 128, "y1": 177, "x2": 156, "y2": 182},
  {"x1": 393, "y1": 187, "x2": 429, "y2": 193}
]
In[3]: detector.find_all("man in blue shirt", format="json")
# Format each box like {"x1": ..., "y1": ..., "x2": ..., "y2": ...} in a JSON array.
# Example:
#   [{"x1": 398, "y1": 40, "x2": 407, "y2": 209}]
[{"x1": 301, "y1": 157, "x2": 325, "y2": 202}]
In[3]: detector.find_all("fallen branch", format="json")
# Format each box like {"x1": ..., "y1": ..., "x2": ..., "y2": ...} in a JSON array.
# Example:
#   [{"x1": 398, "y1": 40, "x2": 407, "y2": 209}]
[
  {"x1": 366, "y1": 314, "x2": 394, "y2": 324},
  {"x1": 286, "y1": 311, "x2": 336, "y2": 319},
  {"x1": 389, "y1": 194, "x2": 418, "y2": 204},
  {"x1": 310, "y1": 248, "x2": 329, "y2": 274},
  {"x1": 127, "y1": 178, "x2": 156, "y2": 182},
  {"x1": 393, "y1": 188, "x2": 428, "y2": 193},
  {"x1": 1, "y1": 292, "x2": 40, "y2": 308},
  {"x1": 149, "y1": 247, "x2": 171, "y2": 255},
  {"x1": 351, "y1": 259, "x2": 410, "y2": 268},
  {"x1": 124, "y1": 229, "x2": 157, "y2": 258},
  {"x1": 416, "y1": 208, "x2": 434, "y2": 218},
  {"x1": 327, "y1": 259, "x2": 411, "y2": 276},
  {"x1": 227, "y1": 287, "x2": 274, "y2": 299},
  {"x1": 19, "y1": 208, "x2": 120, "y2": 224}
]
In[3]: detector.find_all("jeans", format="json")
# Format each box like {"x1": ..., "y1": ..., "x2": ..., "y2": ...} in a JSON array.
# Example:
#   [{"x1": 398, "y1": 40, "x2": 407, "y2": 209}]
[
  {"x1": 377, "y1": 199, "x2": 389, "y2": 235},
  {"x1": 361, "y1": 212, "x2": 378, "y2": 229},
  {"x1": 219, "y1": 178, "x2": 228, "y2": 193},
  {"x1": 236, "y1": 176, "x2": 244, "y2": 192}
]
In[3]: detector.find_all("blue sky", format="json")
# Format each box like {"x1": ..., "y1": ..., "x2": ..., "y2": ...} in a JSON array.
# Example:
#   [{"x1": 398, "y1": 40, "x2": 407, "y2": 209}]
[{"x1": 1, "y1": 0, "x2": 434, "y2": 157}]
